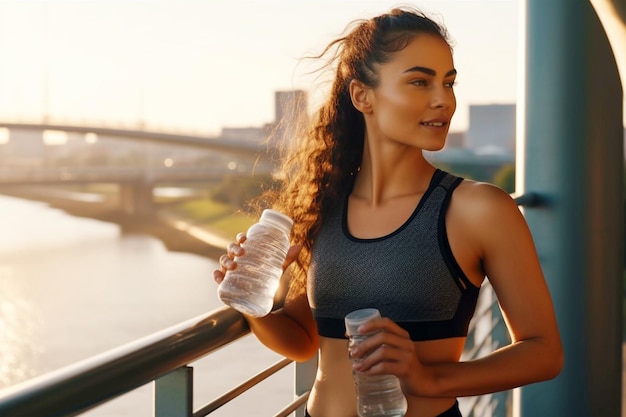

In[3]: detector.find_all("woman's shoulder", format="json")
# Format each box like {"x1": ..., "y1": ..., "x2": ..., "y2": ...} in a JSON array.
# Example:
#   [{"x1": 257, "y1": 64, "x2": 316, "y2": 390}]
[
  {"x1": 448, "y1": 178, "x2": 529, "y2": 252},
  {"x1": 451, "y1": 178, "x2": 521, "y2": 222}
]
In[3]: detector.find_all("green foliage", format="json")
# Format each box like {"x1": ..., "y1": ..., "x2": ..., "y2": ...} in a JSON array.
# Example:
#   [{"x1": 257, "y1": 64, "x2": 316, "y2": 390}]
[
  {"x1": 167, "y1": 198, "x2": 255, "y2": 240},
  {"x1": 210, "y1": 174, "x2": 274, "y2": 210},
  {"x1": 493, "y1": 164, "x2": 516, "y2": 193},
  {"x1": 171, "y1": 199, "x2": 235, "y2": 222},
  {"x1": 210, "y1": 211, "x2": 256, "y2": 238},
  {"x1": 165, "y1": 175, "x2": 274, "y2": 240}
]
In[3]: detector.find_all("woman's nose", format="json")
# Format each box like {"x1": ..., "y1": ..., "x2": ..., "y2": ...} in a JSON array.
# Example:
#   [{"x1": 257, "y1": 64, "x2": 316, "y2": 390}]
[{"x1": 431, "y1": 86, "x2": 455, "y2": 109}]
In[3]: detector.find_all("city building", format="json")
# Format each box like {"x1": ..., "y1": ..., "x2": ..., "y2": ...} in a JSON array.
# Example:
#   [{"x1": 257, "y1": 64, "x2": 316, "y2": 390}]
[{"x1": 466, "y1": 103, "x2": 516, "y2": 154}]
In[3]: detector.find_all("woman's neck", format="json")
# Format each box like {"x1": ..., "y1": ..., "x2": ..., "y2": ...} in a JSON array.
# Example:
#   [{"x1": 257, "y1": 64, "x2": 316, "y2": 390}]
[{"x1": 352, "y1": 138, "x2": 436, "y2": 206}]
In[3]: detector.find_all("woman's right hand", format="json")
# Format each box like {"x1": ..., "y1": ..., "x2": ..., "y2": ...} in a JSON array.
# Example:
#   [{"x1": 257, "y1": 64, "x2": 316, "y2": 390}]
[
  {"x1": 213, "y1": 232, "x2": 247, "y2": 284},
  {"x1": 212, "y1": 233, "x2": 303, "y2": 285}
]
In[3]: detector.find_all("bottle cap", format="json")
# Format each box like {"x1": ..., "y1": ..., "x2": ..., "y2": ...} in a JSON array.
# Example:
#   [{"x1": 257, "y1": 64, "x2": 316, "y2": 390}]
[
  {"x1": 261, "y1": 209, "x2": 293, "y2": 231},
  {"x1": 344, "y1": 308, "x2": 381, "y2": 336}
]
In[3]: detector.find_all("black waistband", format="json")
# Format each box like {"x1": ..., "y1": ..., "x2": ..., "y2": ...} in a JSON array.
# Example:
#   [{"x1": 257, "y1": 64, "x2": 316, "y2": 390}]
[{"x1": 314, "y1": 316, "x2": 470, "y2": 341}]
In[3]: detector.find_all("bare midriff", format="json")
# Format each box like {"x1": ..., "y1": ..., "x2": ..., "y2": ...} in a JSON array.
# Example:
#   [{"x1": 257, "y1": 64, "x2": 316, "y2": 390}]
[{"x1": 306, "y1": 336, "x2": 465, "y2": 417}]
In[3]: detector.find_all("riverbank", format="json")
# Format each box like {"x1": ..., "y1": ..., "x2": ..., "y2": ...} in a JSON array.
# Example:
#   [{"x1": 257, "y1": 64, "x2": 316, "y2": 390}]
[{"x1": 0, "y1": 185, "x2": 233, "y2": 261}]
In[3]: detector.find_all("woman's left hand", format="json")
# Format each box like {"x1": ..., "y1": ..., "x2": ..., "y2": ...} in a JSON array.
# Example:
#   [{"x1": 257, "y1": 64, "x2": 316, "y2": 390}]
[{"x1": 348, "y1": 316, "x2": 431, "y2": 397}]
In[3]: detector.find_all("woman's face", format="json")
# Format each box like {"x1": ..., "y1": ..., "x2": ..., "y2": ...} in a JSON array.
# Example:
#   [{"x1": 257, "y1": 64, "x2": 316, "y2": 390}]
[{"x1": 365, "y1": 34, "x2": 457, "y2": 151}]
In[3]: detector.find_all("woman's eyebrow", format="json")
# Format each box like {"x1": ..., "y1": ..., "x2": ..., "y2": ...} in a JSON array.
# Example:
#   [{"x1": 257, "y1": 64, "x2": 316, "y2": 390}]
[{"x1": 403, "y1": 66, "x2": 457, "y2": 77}]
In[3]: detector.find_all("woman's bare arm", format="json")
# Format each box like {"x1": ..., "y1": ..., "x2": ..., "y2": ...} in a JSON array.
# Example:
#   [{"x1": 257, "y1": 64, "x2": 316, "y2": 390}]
[
  {"x1": 429, "y1": 182, "x2": 563, "y2": 395},
  {"x1": 214, "y1": 241, "x2": 319, "y2": 362}
]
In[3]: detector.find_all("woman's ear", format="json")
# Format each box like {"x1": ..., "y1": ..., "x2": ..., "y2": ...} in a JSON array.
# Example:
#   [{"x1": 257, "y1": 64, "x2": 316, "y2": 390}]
[{"x1": 349, "y1": 79, "x2": 373, "y2": 114}]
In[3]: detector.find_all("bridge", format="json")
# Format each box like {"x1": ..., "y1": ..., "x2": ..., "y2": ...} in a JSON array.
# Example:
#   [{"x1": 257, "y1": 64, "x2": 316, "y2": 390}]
[
  {"x1": 0, "y1": 121, "x2": 276, "y2": 216},
  {"x1": 0, "y1": 121, "x2": 271, "y2": 154}
]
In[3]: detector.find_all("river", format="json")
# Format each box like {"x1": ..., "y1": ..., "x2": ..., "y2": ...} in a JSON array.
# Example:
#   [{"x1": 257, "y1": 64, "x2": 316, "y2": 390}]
[{"x1": 0, "y1": 194, "x2": 293, "y2": 416}]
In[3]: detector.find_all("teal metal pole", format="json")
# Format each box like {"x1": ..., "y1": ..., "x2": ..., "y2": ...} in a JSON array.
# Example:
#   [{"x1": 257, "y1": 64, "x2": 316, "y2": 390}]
[
  {"x1": 154, "y1": 367, "x2": 193, "y2": 417},
  {"x1": 521, "y1": 1, "x2": 623, "y2": 416}
]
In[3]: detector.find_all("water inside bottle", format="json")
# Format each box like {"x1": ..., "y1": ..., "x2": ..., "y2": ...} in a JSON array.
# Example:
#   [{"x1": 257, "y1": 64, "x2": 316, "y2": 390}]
[
  {"x1": 355, "y1": 373, "x2": 407, "y2": 417},
  {"x1": 218, "y1": 230, "x2": 287, "y2": 317}
]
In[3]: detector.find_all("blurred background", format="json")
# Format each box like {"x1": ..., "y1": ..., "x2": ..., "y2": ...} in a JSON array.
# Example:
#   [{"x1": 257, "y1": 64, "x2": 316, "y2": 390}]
[{"x1": 0, "y1": 1, "x2": 623, "y2": 416}]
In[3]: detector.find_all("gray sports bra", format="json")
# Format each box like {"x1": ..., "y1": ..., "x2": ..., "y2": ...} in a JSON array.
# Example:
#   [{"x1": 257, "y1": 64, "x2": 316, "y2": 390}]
[{"x1": 307, "y1": 169, "x2": 480, "y2": 341}]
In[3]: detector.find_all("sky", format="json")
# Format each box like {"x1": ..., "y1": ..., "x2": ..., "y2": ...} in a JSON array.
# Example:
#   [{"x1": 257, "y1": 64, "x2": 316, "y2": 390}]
[{"x1": 0, "y1": 0, "x2": 520, "y2": 136}]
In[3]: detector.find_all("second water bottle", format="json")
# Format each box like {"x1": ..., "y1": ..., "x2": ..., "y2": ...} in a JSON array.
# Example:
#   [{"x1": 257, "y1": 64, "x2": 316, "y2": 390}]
[{"x1": 345, "y1": 308, "x2": 408, "y2": 417}]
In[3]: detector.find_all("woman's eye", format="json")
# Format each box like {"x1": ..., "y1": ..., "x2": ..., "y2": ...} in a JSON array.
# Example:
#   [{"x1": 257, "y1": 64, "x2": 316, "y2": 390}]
[
  {"x1": 445, "y1": 80, "x2": 457, "y2": 88},
  {"x1": 411, "y1": 79, "x2": 427, "y2": 86}
]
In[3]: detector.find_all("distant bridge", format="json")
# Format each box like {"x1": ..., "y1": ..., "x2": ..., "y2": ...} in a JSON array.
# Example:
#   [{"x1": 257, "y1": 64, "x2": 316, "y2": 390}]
[
  {"x1": 0, "y1": 121, "x2": 276, "y2": 216},
  {"x1": 0, "y1": 121, "x2": 273, "y2": 156}
]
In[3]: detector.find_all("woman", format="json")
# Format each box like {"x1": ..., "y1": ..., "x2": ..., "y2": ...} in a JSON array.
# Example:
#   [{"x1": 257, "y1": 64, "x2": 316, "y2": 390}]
[{"x1": 214, "y1": 8, "x2": 563, "y2": 417}]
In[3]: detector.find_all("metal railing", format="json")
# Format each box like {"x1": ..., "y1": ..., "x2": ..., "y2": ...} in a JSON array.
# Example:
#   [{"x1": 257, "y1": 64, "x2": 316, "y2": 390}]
[
  {"x1": 0, "y1": 194, "x2": 533, "y2": 417},
  {"x1": 0, "y1": 285, "x2": 509, "y2": 417},
  {"x1": 0, "y1": 306, "x2": 313, "y2": 417}
]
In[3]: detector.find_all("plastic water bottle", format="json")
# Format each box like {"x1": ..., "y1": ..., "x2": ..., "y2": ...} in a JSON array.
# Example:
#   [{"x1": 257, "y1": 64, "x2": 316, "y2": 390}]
[
  {"x1": 345, "y1": 308, "x2": 408, "y2": 417},
  {"x1": 217, "y1": 209, "x2": 293, "y2": 317}
]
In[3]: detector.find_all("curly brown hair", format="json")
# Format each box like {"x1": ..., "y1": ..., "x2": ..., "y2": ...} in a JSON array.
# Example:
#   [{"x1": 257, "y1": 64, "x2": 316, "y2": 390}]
[{"x1": 260, "y1": 8, "x2": 452, "y2": 293}]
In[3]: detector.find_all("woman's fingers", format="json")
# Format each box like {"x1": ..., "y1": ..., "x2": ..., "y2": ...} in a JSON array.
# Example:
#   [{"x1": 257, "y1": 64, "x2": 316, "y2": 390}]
[
  {"x1": 212, "y1": 236, "x2": 246, "y2": 284},
  {"x1": 213, "y1": 235, "x2": 301, "y2": 287},
  {"x1": 213, "y1": 269, "x2": 225, "y2": 284},
  {"x1": 227, "y1": 242, "x2": 244, "y2": 257},
  {"x1": 349, "y1": 318, "x2": 415, "y2": 375},
  {"x1": 351, "y1": 331, "x2": 405, "y2": 360},
  {"x1": 353, "y1": 341, "x2": 414, "y2": 376}
]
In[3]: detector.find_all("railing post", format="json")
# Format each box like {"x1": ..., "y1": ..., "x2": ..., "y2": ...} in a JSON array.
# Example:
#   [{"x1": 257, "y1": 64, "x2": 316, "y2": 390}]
[
  {"x1": 473, "y1": 286, "x2": 494, "y2": 417},
  {"x1": 490, "y1": 289, "x2": 510, "y2": 417},
  {"x1": 293, "y1": 356, "x2": 317, "y2": 417},
  {"x1": 154, "y1": 366, "x2": 193, "y2": 417}
]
